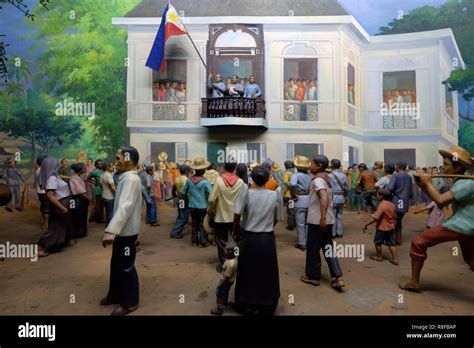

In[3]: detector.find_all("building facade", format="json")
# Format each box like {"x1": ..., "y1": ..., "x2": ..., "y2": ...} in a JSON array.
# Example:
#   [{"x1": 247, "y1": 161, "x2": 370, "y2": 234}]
[{"x1": 113, "y1": 0, "x2": 463, "y2": 168}]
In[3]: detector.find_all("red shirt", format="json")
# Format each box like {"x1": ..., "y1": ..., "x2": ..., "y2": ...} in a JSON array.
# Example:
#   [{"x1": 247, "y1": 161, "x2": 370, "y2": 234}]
[{"x1": 372, "y1": 200, "x2": 396, "y2": 231}]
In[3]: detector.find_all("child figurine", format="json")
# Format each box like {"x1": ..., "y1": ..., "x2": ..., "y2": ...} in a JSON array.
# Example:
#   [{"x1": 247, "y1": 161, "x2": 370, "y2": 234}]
[
  {"x1": 363, "y1": 188, "x2": 398, "y2": 265},
  {"x1": 211, "y1": 241, "x2": 238, "y2": 315},
  {"x1": 414, "y1": 187, "x2": 448, "y2": 229}
]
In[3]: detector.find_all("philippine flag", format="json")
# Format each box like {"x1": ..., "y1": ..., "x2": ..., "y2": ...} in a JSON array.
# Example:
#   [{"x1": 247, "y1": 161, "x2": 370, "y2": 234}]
[{"x1": 145, "y1": 3, "x2": 187, "y2": 73}]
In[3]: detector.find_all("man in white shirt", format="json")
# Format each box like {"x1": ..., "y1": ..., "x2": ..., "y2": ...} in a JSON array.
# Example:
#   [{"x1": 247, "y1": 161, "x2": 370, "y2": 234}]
[
  {"x1": 101, "y1": 160, "x2": 116, "y2": 227},
  {"x1": 301, "y1": 155, "x2": 345, "y2": 290},
  {"x1": 101, "y1": 146, "x2": 142, "y2": 316}
]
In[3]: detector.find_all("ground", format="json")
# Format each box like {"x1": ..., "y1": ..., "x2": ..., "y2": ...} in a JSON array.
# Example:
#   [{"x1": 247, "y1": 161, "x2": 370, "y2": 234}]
[{"x1": 0, "y1": 200, "x2": 473, "y2": 315}]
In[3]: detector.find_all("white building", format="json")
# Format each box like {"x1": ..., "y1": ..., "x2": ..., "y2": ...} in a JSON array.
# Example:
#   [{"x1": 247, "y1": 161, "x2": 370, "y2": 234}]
[{"x1": 113, "y1": 0, "x2": 463, "y2": 168}]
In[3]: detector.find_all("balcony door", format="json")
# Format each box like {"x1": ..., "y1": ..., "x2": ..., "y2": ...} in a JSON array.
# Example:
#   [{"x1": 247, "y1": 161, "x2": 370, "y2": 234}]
[{"x1": 207, "y1": 24, "x2": 264, "y2": 98}]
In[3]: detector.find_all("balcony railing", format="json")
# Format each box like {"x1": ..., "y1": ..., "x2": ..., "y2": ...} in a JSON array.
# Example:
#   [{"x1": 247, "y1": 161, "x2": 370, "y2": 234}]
[{"x1": 201, "y1": 97, "x2": 266, "y2": 119}]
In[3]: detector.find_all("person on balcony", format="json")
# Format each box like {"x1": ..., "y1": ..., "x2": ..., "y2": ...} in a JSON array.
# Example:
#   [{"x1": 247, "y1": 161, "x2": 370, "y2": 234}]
[
  {"x1": 208, "y1": 73, "x2": 226, "y2": 98},
  {"x1": 296, "y1": 79, "x2": 308, "y2": 120},
  {"x1": 167, "y1": 81, "x2": 179, "y2": 102},
  {"x1": 227, "y1": 75, "x2": 244, "y2": 97},
  {"x1": 243, "y1": 75, "x2": 262, "y2": 99},
  {"x1": 305, "y1": 80, "x2": 318, "y2": 101},
  {"x1": 176, "y1": 82, "x2": 186, "y2": 102}
]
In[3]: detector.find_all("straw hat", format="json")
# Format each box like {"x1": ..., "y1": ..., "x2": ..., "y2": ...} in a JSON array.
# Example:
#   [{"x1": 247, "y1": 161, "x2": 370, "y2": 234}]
[
  {"x1": 184, "y1": 159, "x2": 192, "y2": 166},
  {"x1": 168, "y1": 162, "x2": 177, "y2": 169},
  {"x1": 249, "y1": 160, "x2": 259, "y2": 170},
  {"x1": 159, "y1": 162, "x2": 166, "y2": 170},
  {"x1": 439, "y1": 145, "x2": 474, "y2": 169},
  {"x1": 158, "y1": 152, "x2": 168, "y2": 161},
  {"x1": 271, "y1": 162, "x2": 281, "y2": 172},
  {"x1": 294, "y1": 155, "x2": 311, "y2": 170},
  {"x1": 190, "y1": 157, "x2": 211, "y2": 170}
]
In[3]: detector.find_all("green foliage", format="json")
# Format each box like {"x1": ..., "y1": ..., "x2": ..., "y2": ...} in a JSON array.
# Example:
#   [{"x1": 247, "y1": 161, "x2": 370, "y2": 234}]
[
  {"x1": 29, "y1": 0, "x2": 140, "y2": 158},
  {"x1": 0, "y1": 108, "x2": 84, "y2": 162},
  {"x1": 459, "y1": 120, "x2": 474, "y2": 154}
]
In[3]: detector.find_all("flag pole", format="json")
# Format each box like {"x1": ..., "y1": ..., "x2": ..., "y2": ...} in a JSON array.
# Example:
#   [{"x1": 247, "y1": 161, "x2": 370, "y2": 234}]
[{"x1": 179, "y1": 19, "x2": 207, "y2": 70}]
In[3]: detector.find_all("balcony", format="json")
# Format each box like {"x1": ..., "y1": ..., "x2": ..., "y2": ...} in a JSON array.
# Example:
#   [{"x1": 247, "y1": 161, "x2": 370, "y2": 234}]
[{"x1": 200, "y1": 97, "x2": 268, "y2": 128}]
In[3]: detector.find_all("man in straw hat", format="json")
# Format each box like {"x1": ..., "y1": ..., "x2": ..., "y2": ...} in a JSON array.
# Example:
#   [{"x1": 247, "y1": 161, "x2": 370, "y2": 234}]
[
  {"x1": 399, "y1": 145, "x2": 474, "y2": 293},
  {"x1": 290, "y1": 155, "x2": 313, "y2": 251},
  {"x1": 181, "y1": 158, "x2": 213, "y2": 247}
]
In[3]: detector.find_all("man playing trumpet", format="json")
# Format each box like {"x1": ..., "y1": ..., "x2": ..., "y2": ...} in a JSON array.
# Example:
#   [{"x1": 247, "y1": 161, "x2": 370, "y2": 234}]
[{"x1": 399, "y1": 145, "x2": 474, "y2": 292}]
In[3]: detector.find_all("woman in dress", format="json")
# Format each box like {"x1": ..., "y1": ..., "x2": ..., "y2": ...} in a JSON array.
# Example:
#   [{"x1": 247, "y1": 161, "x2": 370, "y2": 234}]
[
  {"x1": 69, "y1": 162, "x2": 90, "y2": 238},
  {"x1": 233, "y1": 165, "x2": 283, "y2": 315},
  {"x1": 37, "y1": 157, "x2": 76, "y2": 257}
]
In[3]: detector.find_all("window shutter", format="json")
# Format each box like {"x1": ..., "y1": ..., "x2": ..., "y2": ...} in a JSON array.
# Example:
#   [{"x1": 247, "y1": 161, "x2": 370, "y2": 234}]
[
  {"x1": 176, "y1": 143, "x2": 188, "y2": 164},
  {"x1": 286, "y1": 143, "x2": 294, "y2": 161}
]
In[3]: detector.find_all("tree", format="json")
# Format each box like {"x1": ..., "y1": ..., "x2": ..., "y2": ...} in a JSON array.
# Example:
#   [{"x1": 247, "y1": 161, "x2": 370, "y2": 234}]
[
  {"x1": 1, "y1": 108, "x2": 84, "y2": 166},
  {"x1": 29, "y1": 0, "x2": 140, "y2": 158}
]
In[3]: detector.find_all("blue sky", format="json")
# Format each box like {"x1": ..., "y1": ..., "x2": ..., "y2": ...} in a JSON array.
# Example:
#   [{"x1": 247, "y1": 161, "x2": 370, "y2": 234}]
[{"x1": 338, "y1": 0, "x2": 450, "y2": 34}]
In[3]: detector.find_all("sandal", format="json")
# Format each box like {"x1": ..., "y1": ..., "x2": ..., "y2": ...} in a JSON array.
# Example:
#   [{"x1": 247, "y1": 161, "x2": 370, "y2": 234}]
[
  {"x1": 389, "y1": 259, "x2": 399, "y2": 266},
  {"x1": 300, "y1": 274, "x2": 320, "y2": 286},
  {"x1": 398, "y1": 281, "x2": 421, "y2": 293},
  {"x1": 331, "y1": 278, "x2": 345, "y2": 289},
  {"x1": 370, "y1": 255, "x2": 383, "y2": 262}
]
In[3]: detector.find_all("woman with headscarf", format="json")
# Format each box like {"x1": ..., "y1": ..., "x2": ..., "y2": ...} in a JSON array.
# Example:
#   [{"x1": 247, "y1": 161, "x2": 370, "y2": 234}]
[
  {"x1": 236, "y1": 163, "x2": 249, "y2": 186},
  {"x1": 233, "y1": 166, "x2": 283, "y2": 315},
  {"x1": 37, "y1": 157, "x2": 76, "y2": 257},
  {"x1": 70, "y1": 162, "x2": 90, "y2": 238}
]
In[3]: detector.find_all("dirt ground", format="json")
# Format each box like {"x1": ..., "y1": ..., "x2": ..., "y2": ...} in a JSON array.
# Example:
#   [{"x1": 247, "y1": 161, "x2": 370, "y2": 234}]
[{"x1": 0, "y1": 199, "x2": 473, "y2": 316}]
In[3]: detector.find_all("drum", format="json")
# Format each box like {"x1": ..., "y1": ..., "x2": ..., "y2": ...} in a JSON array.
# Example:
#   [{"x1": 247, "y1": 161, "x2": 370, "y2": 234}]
[{"x1": 0, "y1": 183, "x2": 12, "y2": 206}]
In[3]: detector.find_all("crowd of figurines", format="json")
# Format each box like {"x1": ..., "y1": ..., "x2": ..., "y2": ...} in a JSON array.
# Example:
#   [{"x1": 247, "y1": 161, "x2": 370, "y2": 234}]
[{"x1": 1, "y1": 144, "x2": 473, "y2": 316}]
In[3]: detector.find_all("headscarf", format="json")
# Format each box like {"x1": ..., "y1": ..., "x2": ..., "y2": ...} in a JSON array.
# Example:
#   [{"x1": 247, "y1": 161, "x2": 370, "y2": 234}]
[
  {"x1": 236, "y1": 163, "x2": 248, "y2": 184},
  {"x1": 39, "y1": 157, "x2": 59, "y2": 190}
]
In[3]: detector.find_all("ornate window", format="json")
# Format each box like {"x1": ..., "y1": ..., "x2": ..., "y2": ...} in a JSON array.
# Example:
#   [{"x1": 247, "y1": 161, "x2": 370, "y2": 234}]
[{"x1": 382, "y1": 71, "x2": 417, "y2": 129}]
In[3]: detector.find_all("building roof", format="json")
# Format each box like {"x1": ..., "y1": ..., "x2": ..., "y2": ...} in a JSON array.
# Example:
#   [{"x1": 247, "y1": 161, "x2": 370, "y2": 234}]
[{"x1": 125, "y1": 0, "x2": 348, "y2": 17}]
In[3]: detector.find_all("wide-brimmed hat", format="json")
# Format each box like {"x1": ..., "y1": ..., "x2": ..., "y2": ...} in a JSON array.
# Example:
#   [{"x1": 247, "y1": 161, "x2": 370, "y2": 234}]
[
  {"x1": 271, "y1": 162, "x2": 281, "y2": 172},
  {"x1": 439, "y1": 145, "x2": 474, "y2": 169},
  {"x1": 159, "y1": 162, "x2": 166, "y2": 170},
  {"x1": 184, "y1": 159, "x2": 192, "y2": 166},
  {"x1": 158, "y1": 152, "x2": 168, "y2": 161},
  {"x1": 168, "y1": 162, "x2": 177, "y2": 169},
  {"x1": 249, "y1": 160, "x2": 259, "y2": 170},
  {"x1": 190, "y1": 157, "x2": 211, "y2": 170},
  {"x1": 294, "y1": 155, "x2": 311, "y2": 170}
]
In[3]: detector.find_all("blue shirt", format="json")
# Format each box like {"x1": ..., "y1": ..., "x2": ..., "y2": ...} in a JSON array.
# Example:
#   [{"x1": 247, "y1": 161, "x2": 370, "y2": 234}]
[
  {"x1": 208, "y1": 79, "x2": 226, "y2": 98},
  {"x1": 181, "y1": 177, "x2": 213, "y2": 209},
  {"x1": 387, "y1": 171, "x2": 413, "y2": 213},
  {"x1": 290, "y1": 171, "x2": 312, "y2": 208},
  {"x1": 244, "y1": 83, "x2": 262, "y2": 98},
  {"x1": 228, "y1": 83, "x2": 243, "y2": 97},
  {"x1": 329, "y1": 170, "x2": 348, "y2": 205},
  {"x1": 2, "y1": 167, "x2": 26, "y2": 186}
]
